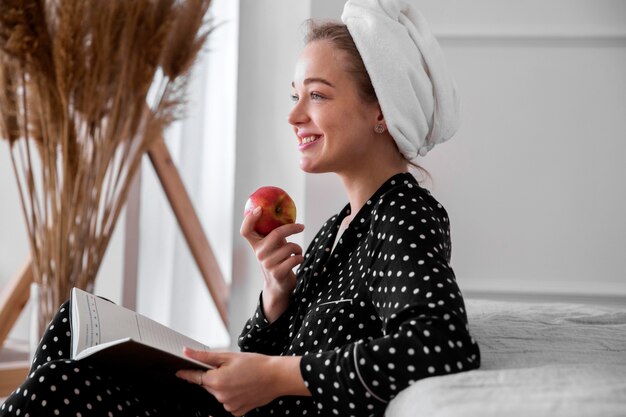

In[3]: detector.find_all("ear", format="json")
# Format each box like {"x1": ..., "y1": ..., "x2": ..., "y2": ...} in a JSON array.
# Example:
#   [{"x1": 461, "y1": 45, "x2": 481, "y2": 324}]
[{"x1": 375, "y1": 105, "x2": 387, "y2": 130}]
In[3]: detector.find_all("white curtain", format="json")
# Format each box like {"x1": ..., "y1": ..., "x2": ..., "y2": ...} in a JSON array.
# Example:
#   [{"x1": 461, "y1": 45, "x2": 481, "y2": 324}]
[{"x1": 135, "y1": 0, "x2": 239, "y2": 349}]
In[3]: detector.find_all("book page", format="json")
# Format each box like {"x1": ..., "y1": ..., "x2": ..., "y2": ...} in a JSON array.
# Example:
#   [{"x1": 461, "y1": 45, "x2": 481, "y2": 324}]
[
  {"x1": 71, "y1": 288, "x2": 210, "y2": 362},
  {"x1": 134, "y1": 313, "x2": 209, "y2": 357}
]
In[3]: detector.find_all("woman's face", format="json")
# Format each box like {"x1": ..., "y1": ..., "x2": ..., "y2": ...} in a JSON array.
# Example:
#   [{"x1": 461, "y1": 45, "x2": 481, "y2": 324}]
[{"x1": 288, "y1": 40, "x2": 381, "y2": 174}]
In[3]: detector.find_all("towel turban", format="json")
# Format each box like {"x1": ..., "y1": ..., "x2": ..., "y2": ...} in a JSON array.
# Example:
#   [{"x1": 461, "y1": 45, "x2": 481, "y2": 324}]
[{"x1": 341, "y1": 0, "x2": 460, "y2": 159}]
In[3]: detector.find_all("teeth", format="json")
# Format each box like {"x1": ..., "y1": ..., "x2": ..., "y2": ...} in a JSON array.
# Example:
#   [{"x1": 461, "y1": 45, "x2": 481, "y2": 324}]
[{"x1": 302, "y1": 136, "x2": 319, "y2": 144}]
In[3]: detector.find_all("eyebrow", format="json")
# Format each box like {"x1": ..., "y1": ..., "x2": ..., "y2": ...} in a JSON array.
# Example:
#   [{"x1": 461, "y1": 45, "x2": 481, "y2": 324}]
[{"x1": 291, "y1": 77, "x2": 335, "y2": 88}]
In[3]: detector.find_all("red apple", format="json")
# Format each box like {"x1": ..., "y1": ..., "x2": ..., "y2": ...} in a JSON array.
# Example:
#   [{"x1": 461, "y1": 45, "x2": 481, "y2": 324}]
[{"x1": 244, "y1": 186, "x2": 297, "y2": 235}]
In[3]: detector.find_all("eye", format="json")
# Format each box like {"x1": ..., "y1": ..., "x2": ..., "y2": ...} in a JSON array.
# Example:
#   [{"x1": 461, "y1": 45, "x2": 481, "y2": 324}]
[
  {"x1": 290, "y1": 94, "x2": 299, "y2": 103},
  {"x1": 311, "y1": 92, "x2": 324, "y2": 100}
]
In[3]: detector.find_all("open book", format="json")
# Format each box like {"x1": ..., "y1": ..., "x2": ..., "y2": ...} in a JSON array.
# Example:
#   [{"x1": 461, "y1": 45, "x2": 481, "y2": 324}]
[{"x1": 70, "y1": 287, "x2": 212, "y2": 375}]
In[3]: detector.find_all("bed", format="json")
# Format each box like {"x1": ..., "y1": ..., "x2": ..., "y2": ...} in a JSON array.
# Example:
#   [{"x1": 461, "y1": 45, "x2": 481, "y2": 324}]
[{"x1": 386, "y1": 299, "x2": 626, "y2": 417}]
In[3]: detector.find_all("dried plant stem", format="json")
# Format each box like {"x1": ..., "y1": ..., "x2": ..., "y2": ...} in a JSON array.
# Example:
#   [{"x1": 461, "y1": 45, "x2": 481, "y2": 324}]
[{"x1": 0, "y1": 0, "x2": 213, "y2": 326}]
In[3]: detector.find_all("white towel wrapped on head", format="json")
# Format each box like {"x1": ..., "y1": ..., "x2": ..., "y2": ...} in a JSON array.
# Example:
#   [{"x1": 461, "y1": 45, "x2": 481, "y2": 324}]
[{"x1": 341, "y1": 0, "x2": 460, "y2": 159}]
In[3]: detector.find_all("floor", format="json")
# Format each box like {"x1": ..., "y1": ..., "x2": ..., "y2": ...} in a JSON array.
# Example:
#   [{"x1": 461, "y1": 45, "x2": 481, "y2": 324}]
[{"x1": 0, "y1": 339, "x2": 29, "y2": 405}]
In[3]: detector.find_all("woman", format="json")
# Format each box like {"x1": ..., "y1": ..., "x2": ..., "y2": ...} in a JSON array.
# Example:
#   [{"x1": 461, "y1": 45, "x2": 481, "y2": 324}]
[
  {"x1": 179, "y1": 0, "x2": 480, "y2": 415},
  {"x1": 0, "y1": 1, "x2": 479, "y2": 416}
]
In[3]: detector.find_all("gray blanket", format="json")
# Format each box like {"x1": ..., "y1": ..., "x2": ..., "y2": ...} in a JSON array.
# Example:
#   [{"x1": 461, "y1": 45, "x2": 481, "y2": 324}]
[{"x1": 386, "y1": 299, "x2": 626, "y2": 417}]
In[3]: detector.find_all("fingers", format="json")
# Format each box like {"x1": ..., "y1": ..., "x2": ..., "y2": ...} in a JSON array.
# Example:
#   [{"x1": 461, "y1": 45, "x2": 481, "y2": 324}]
[
  {"x1": 241, "y1": 209, "x2": 305, "y2": 246},
  {"x1": 253, "y1": 225, "x2": 305, "y2": 261},
  {"x1": 272, "y1": 255, "x2": 305, "y2": 279},
  {"x1": 175, "y1": 369, "x2": 205, "y2": 386},
  {"x1": 176, "y1": 352, "x2": 246, "y2": 415},
  {"x1": 178, "y1": 351, "x2": 275, "y2": 417},
  {"x1": 256, "y1": 242, "x2": 304, "y2": 290},
  {"x1": 176, "y1": 349, "x2": 229, "y2": 391},
  {"x1": 242, "y1": 217, "x2": 305, "y2": 279},
  {"x1": 266, "y1": 222, "x2": 306, "y2": 241},
  {"x1": 261, "y1": 254, "x2": 304, "y2": 282},
  {"x1": 258, "y1": 241, "x2": 302, "y2": 265},
  {"x1": 174, "y1": 371, "x2": 249, "y2": 417},
  {"x1": 240, "y1": 206, "x2": 262, "y2": 239},
  {"x1": 174, "y1": 369, "x2": 222, "y2": 407},
  {"x1": 183, "y1": 348, "x2": 229, "y2": 368}
]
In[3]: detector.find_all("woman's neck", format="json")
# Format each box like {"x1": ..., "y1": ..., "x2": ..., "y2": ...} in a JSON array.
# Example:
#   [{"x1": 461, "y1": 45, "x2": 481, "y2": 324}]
[
  {"x1": 336, "y1": 133, "x2": 410, "y2": 218},
  {"x1": 339, "y1": 163, "x2": 408, "y2": 218}
]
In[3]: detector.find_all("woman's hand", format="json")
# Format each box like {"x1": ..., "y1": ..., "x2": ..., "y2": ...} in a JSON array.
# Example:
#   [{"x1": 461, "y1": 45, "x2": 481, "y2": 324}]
[
  {"x1": 176, "y1": 348, "x2": 310, "y2": 416},
  {"x1": 240, "y1": 207, "x2": 305, "y2": 322}
]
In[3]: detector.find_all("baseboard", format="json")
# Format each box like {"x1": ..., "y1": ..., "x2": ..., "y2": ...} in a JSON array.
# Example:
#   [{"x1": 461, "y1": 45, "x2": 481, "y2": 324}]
[{"x1": 464, "y1": 289, "x2": 626, "y2": 308}]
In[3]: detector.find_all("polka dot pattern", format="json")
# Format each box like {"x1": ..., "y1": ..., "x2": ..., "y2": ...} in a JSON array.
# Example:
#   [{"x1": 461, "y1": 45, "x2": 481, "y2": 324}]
[{"x1": 239, "y1": 173, "x2": 481, "y2": 416}]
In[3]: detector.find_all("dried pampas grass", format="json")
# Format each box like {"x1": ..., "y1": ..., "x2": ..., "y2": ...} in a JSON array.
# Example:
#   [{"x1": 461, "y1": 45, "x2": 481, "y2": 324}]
[{"x1": 0, "y1": 0, "x2": 213, "y2": 326}]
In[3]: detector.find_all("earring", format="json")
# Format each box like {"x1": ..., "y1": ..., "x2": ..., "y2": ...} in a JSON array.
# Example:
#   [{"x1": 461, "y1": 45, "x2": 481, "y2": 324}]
[{"x1": 374, "y1": 124, "x2": 385, "y2": 134}]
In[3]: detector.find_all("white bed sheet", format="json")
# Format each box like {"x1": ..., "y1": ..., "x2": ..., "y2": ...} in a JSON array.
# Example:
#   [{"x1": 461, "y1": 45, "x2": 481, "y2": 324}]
[{"x1": 386, "y1": 299, "x2": 626, "y2": 417}]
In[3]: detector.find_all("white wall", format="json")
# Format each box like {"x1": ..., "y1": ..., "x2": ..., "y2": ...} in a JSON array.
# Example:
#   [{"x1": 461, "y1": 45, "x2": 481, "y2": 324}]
[
  {"x1": 0, "y1": 145, "x2": 31, "y2": 342},
  {"x1": 303, "y1": 0, "x2": 626, "y2": 302},
  {"x1": 423, "y1": 41, "x2": 626, "y2": 298},
  {"x1": 229, "y1": 0, "x2": 311, "y2": 346},
  {"x1": 0, "y1": 146, "x2": 30, "y2": 287},
  {"x1": 134, "y1": 0, "x2": 238, "y2": 349}
]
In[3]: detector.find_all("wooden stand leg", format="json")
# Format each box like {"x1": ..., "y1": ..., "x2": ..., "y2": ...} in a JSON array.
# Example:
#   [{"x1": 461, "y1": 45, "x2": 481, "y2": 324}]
[
  {"x1": 0, "y1": 260, "x2": 33, "y2": 397},
  {"x1": 0, "y1": 260, "x2": 33, "y2": 350},
  {"x1": 148, "y1": 137, "x2": 229, "y2": 327}
]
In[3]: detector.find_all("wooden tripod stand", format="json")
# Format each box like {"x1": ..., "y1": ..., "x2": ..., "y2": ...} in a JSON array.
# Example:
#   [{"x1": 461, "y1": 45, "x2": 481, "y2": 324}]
[{"x1": 0, "y1": 137, "x2": 229, "y2": 395}]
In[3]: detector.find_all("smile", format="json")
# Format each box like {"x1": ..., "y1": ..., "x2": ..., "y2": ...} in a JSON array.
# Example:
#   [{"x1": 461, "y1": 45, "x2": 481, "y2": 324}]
[
  {"x1": 298, "y1": 135, "x2": 323, "y2": 151},
  {"x1": 301, "y1": 135, "x2": 321, "y2": 144}
]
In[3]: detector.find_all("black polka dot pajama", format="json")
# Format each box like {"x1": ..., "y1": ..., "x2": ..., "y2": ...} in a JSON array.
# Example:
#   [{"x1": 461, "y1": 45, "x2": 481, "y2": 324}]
[
  {"x1": 0, "y1": 303, "x2": 230, "y2": 417},
  {"x1": 2, "y1": 172, "x2": 480, "y2": 417},
  {"x1": 239, "y1": 173, "x2": 480, "y2": 416}
]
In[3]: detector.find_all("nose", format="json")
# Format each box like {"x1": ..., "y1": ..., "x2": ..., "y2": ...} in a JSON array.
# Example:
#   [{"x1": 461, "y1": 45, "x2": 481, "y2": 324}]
[{"x1": 287, "y1": 99, "x2": 308, "y2": 127}]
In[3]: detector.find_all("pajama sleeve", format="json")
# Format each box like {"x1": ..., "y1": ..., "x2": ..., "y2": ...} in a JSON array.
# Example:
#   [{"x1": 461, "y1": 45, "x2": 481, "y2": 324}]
[
  {"x1": 238, "y1": 294, "x2": 295, "y2": 355},
  {"x1": 299, "y1": 189, "x2": 481, "y2": 416},
  {"x1": 238, "y1": 219, "x2": 334, "y2": 355}
]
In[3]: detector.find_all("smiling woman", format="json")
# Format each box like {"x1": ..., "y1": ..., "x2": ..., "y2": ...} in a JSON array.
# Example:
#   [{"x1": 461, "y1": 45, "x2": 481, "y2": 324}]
[
  {"x1": 0, "y1": 0, "x2": 479, "y2": 416},
  {"x1": 177, "y1": 0, "x2": 478, "y2": 415},
  {"x1": 180, "y1": 0, "x2": 479, "y2": 415}
]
